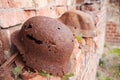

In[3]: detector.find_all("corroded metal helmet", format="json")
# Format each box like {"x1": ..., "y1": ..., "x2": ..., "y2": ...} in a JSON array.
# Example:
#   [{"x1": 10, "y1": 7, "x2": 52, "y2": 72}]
[
  {"x1": 58, "y1": 10, "x2": 96, "y2": 37},
  {"x1": 12, "y1": 16, "x2": 74, "y2": 76}
]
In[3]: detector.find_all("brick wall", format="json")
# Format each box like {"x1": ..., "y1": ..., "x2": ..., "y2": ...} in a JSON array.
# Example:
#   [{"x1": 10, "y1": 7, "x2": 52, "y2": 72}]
[
  {"x1": 0, "y1": 0, "x2": 106, "y2": 80},
  {"x1": 109, "y1": 0, "x2": 120, "y2": 6},
  {"x1": 106, "y1": 22, "x2": 120, "y2": 46},
  {"x1": 76, "y1": 0, "x2": 107, "y2": 80},
  {"x1": 105, "y1": 0, "x2": 120, "y2": 46}
]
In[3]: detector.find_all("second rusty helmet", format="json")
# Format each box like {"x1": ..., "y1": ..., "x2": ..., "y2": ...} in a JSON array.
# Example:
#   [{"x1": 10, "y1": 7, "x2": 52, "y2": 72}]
[{"x1": 58, "y1": 10, "x2": 96, "y2": 37}]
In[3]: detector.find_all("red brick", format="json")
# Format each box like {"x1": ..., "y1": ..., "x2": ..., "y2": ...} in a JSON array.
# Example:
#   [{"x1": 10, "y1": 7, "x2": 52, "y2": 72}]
[
  {"x1": 111, "y1": 30, "x2": 116, "y2": 33},
  {"x1": 48, "y1": 0, "x2": 53, "y2": 3},
  {"x1": 106, "y1": 30, "x2": 111, "y2": 33},
  {"x1": 55, "y1": 0, "x2": 67, "y2": 5},
  {"x1": 67, "y1": 0, "x2": 74, "y2": 5},
  {"x1": 0, "y1": 0, "x2": 9, "y2": 8},
  {"x1": 7, "y1": 0, "x2": 33, "y2": 8},
  {"x1": 56, "y1": 7, "x2": 67, "y2": 15},
  {"x1": 116, "y1": 34, "x2": 120, "y2": 38},
  {"x1": 24, "y1": 10, "x2": 36, "y2": 20},
  {"x1": 107, "y1": 22, "x2": 117, "y2": 28},
  {"x1": 33, "y1": 0, "x2": 48, "y2": 8},
  {"x1": 0, "y1": 9, "x2": 24, "y2": 28},
  {"x1": 36, "y1": 8, "x2": 57, "y2": 18},
  {"x1": 106, "y1": 21, "x2": 120, "y2": 46}
]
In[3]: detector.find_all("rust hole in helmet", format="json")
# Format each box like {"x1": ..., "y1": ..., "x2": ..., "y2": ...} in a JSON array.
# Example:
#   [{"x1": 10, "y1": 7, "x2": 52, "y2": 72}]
[
  {"x1": 57, "y1": 27, "x2": 60, "y2": 30},
  {"x1": 48, "y1": 45, "x2": 50, "y2": 48},
  {"x1": 49, "y1": 49, "x2": 51, "y2": 51},
  {"x1": 72, "y1": 40, "x2": 74, "y2": 42},
  {"x1": 73, "y1": 34, "x2": 75, "y2": 36},
  {"x1": 28, "y1": 23, "x2": 32, "y2": 28},
  {"x1": 26, "y1": 34, "x2": 43, "y2": 44},
  {"x1": 74, "y1": 27, "x2": 77, "y2": 29}
]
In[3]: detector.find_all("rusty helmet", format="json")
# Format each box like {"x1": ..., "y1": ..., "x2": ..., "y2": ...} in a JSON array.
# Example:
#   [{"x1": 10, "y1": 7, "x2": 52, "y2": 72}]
[
  {"x1": 12, "y1": 16, "x2": 74, "y2": 76},
  {"x1": 58, "y1": 10, "x2": 96, "y2": 37}
]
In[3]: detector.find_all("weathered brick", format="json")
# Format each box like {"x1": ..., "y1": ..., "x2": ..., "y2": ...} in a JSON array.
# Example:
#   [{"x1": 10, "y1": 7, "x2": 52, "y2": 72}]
[
  {"x1": 24, "y1": 10, "x2": 36, "y2": 20},
  {"x1": 116, "y1": 34, "x2": 120, "y2": 38},
  {"x1": 7, "y1": 0, "x2": 33, "y2": 8},
  {"x1": 76, "y1": 0, "x2": 84, "y2": 3},
  {"x1": 67, "y1": 0, "x2": 75, "y2": 5},
  {"x1": 36, "y1": 8, "x2": 50, "y2": 17},
  {"x1": 33, "y1": 0, "x2": 48, "y2": 8},
  {"x1": 36, "y1": 8, "x2": 57, "y2": 18},
  {"x1": 56, "y1": 7, "x2": 67, "y2": 15},
  {"x1": 55, "y1": 0, "x2": 67, "y2": 5},
  {"x1": 0, "y1": 9, "x2": 24, "y2": 28},
  {"x1": 0, "y1": 0, "x2": 9, "y2": 8},
  {"x1": 106, "y1": 21, "x2": 120, "y2": 46}
]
